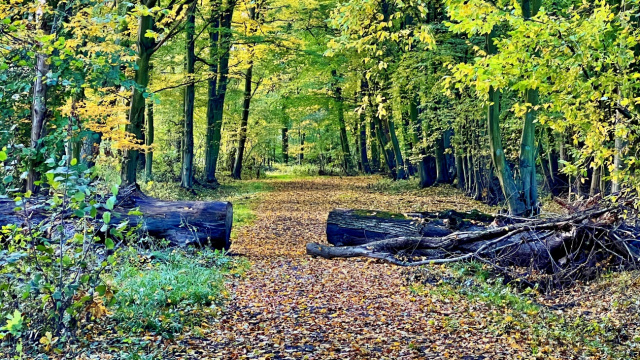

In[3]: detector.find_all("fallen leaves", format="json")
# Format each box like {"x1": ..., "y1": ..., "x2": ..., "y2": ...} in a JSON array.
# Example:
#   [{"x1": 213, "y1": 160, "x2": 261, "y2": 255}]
[{"x1": 180, "y1": 177, "x2": 531, "y2": 359}]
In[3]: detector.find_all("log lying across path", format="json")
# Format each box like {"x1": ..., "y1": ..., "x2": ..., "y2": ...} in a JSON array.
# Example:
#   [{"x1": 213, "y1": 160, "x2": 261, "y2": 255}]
[
  {"x1": 308, "y1": 204, "x2": 640, "y2": 278},
  {"x1": 0, "y1": 185, "x2": 233, "y2": 250},
  {"x1": 326, "y1": 208, "x2": 492, "y2": 246}
]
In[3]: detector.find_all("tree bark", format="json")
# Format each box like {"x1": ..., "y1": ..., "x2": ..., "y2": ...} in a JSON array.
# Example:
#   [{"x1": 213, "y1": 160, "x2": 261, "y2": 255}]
[
  {"x1": 332, "y1": 70, "x2": 352, "y2": 174},
  {"x1": 359, "y1": 80, "x2": 371, "y2": 174},
  {"x1": 518, "y1": 0, "x2": 540, "y2": 214},
  {"x1": 181, "y1": 4, "x2": 196, "y2": 188},
  {"x1": 388, "y1": 118, "x2": 407, "y2": 179},
  {"x1": 455, "y1": 154, "x2": 465, "y2": 189},
  {"x1": 232, "y1": 62, "x2": 253, "y2": 179},
  {"x1": 326, "y1": 208, "x2": 491, "y2": 246},
  {"x1": 122, "y1": 3, "x2": 157, "y2": 187},
  {"x1": 434, "y1": 134, "x2": 448, "y2": 184},
  {"x1": 486, "y1": 30, "x2": 526, "y2": 215},
  {"x1": 145, "y1": 87, "x2": 154, "y2": 180},
  {"x1": 204, "y1": 2, "x2": 235, "y2": 184},
  {"x1": 310, "y1": 206, "x2": 627, "y2": 271},
  {"x1": 298, "y1": 132, "x2": 305, "y2": 164},
  {"x1": 0, "y1": 190, "x2": 233, "y2": 249},
  {"x1": 369, "y1": 118, "x2": 380, "y2": 172},
  {"x1": 282, "y1": 127, "x2": 289, "y2": 164}
]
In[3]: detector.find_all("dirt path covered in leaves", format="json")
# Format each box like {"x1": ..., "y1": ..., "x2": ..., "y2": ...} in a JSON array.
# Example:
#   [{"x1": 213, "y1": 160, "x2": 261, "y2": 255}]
[{"x1": 185, "y1": 176, "x2": 533, "y2": 360}]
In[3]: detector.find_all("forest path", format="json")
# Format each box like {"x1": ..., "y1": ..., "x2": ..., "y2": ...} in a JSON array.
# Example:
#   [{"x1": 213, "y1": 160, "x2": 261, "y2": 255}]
[{"x1": 196, "y1": 176, "x2": 516, "y2": 359}]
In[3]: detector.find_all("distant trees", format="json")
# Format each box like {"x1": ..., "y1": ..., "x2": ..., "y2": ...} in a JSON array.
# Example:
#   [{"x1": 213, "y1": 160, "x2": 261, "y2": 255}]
[{"x1": 5, "y1": 0, "x2": 640, "y2": 218}]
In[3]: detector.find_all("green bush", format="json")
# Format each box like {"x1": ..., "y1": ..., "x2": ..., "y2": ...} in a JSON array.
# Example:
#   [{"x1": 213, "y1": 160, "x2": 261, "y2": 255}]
[
  {"x1": 110, "y1": 249, "x2": 244, "y2": 336},
  {"x1": 0, "y1": 154, "x2": 135, "y2": 355}
]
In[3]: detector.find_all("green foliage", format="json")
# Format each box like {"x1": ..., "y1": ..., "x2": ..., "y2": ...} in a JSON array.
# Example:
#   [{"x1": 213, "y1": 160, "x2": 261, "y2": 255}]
[
  {"x1": 110, "y1": 249, "x2": 245, "y2": 336},
  {"x1": 0, "y1": 154, "x2": 135, "y2": 354}
]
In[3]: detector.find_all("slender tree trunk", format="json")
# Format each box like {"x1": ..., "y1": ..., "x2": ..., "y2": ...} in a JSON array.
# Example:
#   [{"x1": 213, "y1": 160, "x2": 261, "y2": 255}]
[
  {"x1": 612, "y1": 92, "x2": 626, "y2": 193},
  {"x1": 373, "y1": 114, "x2": 397, "y2": 178},
  {"x1": 181, "y1": 4, "x2": 196, "y2": 188},
  {"x1": 590, "y1": 165, "x2": 601, "y2": 197},
  {"x1": 122, "y1": 8, "x2": 156, "y2": 187},
  {"x1": 518, "y1": 0, "x2": 541, "y2": 214},
  {"x1": 486, "y1": 30, "x2": 526, "y2": 215},
  {"x1": 434, "y1": 134, "x2": 447, "y2": 184},
  {"x1": 359, "y1": 108, "x2": 371, "y2": 174},
  {"x1": 402, "y1": 111, "x2": 415, "y2": 176},
  {"x1": 388, "y1": 118, "x2": 406, "y2": 180},
  {"x1": 455, "y1": 155, "x2": 465, "y2": 189},
  {"x1": 332, "y1": 71, "x2": 352, "y2": 174},
  {"x1": 369, "y1": 118, "x2": 379, "y2": 172},
  {"x1": 299, "y1": 132, "x2": 305, "y2": 164},
  {"x1": 465, "y1": 152, "x2": 473, "y2": 194},
  {"x1": 145, "y1": 96, "x2": 154, "y2": 180},
  {"x1": 282, "y1": 127, "x2": 289, "y2": 164},
  {"x1": 409, "y1": 100, "x2": 432, "y2": 188},
  {"x1": 232, "y1": 62, "x2": 253, "y2": 180},
  {"x1": 353, "y1": 120, "x2": 362, "y2": 171},
  {"x1": 27, "y1": 53, "x2": 50, "y2": 192}
]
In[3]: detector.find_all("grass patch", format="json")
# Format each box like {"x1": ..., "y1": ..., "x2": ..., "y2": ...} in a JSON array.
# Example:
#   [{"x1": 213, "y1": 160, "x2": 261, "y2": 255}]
[{"x1": 110, "y1": 249, "x2": 247, "y2": 336}]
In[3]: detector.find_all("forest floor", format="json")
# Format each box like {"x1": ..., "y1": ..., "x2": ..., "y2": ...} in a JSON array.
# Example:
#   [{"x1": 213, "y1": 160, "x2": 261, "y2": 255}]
[{"x1": 163, "y1": 176, "x2": 639, "y2": 360}]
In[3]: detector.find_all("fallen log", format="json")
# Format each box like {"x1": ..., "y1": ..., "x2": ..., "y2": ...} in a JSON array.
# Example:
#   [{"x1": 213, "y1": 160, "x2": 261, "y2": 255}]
[
  {"x1": 0, "y1": 187, "x2": 233, "y2": 250},
  {"x1": 326, "y1": 208, "x2": 492, "y2": 246},
  {"x1": 309, "y1": 205, "x2": 640, "y2": 276}
]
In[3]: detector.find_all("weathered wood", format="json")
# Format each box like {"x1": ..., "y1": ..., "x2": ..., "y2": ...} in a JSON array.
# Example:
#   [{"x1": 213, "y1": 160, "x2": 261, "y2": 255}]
[
  {"x1": 326, "y1": 208, "x2": 491, "y2": 246},
  {"x1": 311, "y1": 206, "x2": 632, "y2": 272},
  {"x1": 0, "y1": 192, "x2": 233, "y2": 250},
  {"x1": 116, "y1": 194, "x2": 233, "y2": 249}
]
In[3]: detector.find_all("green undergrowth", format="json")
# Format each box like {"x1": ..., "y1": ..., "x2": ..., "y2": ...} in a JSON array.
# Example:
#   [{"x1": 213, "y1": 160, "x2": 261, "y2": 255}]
[
  {"x1": 407, "y1": 262, "x2": 640, "y2": 358},
  {"x1": 109, "y1": 248, "x2": 248, "y2": 337}
]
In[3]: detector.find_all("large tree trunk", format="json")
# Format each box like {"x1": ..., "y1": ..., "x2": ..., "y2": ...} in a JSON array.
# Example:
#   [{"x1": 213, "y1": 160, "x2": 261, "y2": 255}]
[
  {"x1": 204, "y1": 10, "x2": 221, "y2": 185},
  {"x1": 486, "y1": 30, "x2": 526, "y2": 215},
  {"x1": 181, "y1": 4, "x2": 196, "y2": 188},
  {"x1": 204, "y1": 1, "x2": 235, "y2": 184},
  {"x1": 518, "y1": 0, "x2": 540, "y2": 215},
  {"x1": 122, "y1": 7, "x2": 156, "y2": 187},
  {"x1": 0, "y1": 189, "x2": 233, "y2": 249},
  {"x1": 232, "y1": 63, "x2": 253, "y2": 180}
]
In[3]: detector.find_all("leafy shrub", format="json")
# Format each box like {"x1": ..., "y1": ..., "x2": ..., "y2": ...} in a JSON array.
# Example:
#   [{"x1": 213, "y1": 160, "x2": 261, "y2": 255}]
[
  {"x1": 0, "y1": 153, "x2": 134, "y2": 355},
  {"x1": 110, "y1": 249, "x2": 244, "y2": 336}
]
